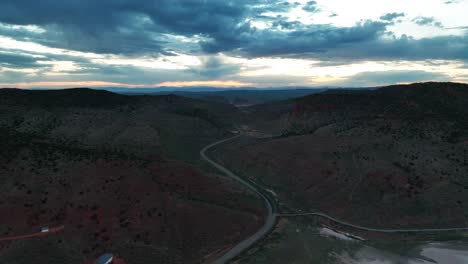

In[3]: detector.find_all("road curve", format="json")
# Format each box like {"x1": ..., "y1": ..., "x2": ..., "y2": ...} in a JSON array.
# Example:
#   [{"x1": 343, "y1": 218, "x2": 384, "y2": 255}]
[
  {"x1": 278, "y1": 212, "x2": 468, "y2": 233},
  {"x1": 202, "y1": 134, "x2": 468, "y2": 264},
  {"x1": 201, "y1": 135, "x2": 276, "y2": 264}
]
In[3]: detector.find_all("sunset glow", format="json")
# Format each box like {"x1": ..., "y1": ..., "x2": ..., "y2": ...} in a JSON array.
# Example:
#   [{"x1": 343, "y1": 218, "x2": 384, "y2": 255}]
[{"x1": 0, "y1": 0, "x2": 467, "y2": 88}]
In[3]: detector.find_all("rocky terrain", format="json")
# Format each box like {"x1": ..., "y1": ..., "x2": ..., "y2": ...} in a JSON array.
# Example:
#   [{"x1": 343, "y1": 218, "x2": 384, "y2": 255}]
[
  {"x1": 0, "y1": 89, "x2": 263, "y2": 264},
  {"x1": 213, "y1": 82, "x2": 468, "y2": 228},
  {"x1": 2, "y1": 83, "x2": 468, "y2": 263}
]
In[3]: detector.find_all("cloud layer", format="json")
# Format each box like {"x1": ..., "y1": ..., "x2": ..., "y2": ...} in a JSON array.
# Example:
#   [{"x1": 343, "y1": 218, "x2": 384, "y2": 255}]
[{"x1": 0, "y1": 0, "x2": 467, "y2": 88}]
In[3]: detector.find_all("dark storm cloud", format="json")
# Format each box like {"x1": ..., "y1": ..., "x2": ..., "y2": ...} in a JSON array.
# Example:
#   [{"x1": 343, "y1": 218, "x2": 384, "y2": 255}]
[
  {"x1": 303, "y1": 1, "x2": 319, "y2": 12},
  {"x1": 0, "y1": 0, "x2": 286, "y2": 55},
  {"x1": 0, "y1": 7, "x2": 164, "y2": 54},
  {"x1": 252, "y1": 1, "x2": 299, "y2": 13},
  {"x1": 323, "y1": 34, "x2": 468, "y2": 61},
  {"x1": 272, "y1": 19, "x2": 302, "y2": 30},
  {"x1": 201, "y1": 20, "x2": 389, "y2": 56},
  {"x1": 413, "y1": 16, "x2": 444, "y2": 28},
  {"x1": 201, "y1": 17, "x2": 468, "y2": 62},
  {"x1": 0, "y1": 48, "x2": 102, "y2": 72},
  {"x1": 380, "y1": 13, "x2": 405, "y2": 22},
  {"x1": 0, "y1": 0, "x2": 467, "y2": 64},
  {"x1": 0, "y1": 53, "x2": 42, "y2": 68}
]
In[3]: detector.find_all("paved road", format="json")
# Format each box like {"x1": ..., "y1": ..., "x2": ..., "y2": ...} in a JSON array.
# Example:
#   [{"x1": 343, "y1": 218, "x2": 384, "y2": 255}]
[
  {"x1": 278, "y1": 212, "x2": 468, "y2": 233},
  {"x1": 0, "y1": 225, "x2": 64, "y2": 242},
  {"x1": 201, "y1": 135, "x2": 277, "y2": 264},
  {"x1": 203, "y1": 134, "x2": 468, "y2": 263}
]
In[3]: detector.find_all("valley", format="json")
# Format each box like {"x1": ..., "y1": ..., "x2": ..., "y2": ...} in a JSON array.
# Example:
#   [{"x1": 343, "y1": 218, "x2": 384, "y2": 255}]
[{"x1": 1, "y1": 82, "x2": 468, "y2": 263}]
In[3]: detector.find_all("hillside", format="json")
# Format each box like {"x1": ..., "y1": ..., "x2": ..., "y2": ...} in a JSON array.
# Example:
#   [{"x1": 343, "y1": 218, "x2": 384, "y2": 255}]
[
  {"x1": 212, "y1": 82, "x2": 468, "y2": 228},
  {"x1": 0, "y1": 88, "x2": 241, "y2": 162},
  {"x1": 0, "y1": 89, "x2": 263, "y2": 263}
]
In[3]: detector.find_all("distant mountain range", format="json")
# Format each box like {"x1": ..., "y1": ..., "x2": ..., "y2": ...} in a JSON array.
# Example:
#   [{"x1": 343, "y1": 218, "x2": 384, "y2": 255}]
[
  {"x1": 29, "y1": 86, "x2": 378, "y2": 106},
  {"x1": 95, "y1": 86, "x2": 337, "y2": 94}
]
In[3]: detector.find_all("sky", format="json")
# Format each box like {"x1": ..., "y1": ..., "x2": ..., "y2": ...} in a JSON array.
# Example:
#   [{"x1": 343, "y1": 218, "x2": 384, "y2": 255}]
[{"x1": 0, "y1": 0, "x2": 468, "y2": 89}]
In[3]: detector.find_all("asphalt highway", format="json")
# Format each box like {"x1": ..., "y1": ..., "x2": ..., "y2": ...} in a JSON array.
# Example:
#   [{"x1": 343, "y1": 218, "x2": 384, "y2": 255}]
[
  {"x1": 203, "y1": 134, "x2": 468, "y2": 264},
  {"x1": 201, "y1": 135, "x2": 277, "y2": 264}
]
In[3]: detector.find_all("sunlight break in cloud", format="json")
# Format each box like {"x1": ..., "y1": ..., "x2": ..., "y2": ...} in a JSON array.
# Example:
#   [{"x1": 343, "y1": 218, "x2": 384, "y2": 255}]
[{"x1": 0, "y1": 0, "x2": 467, "y2": 88}]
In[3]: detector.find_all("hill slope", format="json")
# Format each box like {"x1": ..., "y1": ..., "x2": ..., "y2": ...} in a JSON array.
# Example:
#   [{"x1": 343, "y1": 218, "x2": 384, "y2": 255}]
[
  {"x1": 0, "y1": 88, "x2": 263, "y2": 263},
  {"x1": 213, "y1": 82, "x2": 468, "y2": 228},
  {"x1": 0, "y1": 88, "x2": 241, "y2": 161}
]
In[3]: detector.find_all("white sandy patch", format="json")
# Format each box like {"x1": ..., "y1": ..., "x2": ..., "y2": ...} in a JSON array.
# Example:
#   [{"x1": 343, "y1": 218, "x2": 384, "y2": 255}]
[
  {"x1": 333, "y1": 246, "x2": 429, "y2": 264},
  {"x1": 333, "y1": 242, "x2": 468, "y2": 264},
  {"x1": 319, "y1": 228, "x2": 363, "y2": 241},
  {"x1": 419, "y1": 243, "x2": 468, "y2": 263}
]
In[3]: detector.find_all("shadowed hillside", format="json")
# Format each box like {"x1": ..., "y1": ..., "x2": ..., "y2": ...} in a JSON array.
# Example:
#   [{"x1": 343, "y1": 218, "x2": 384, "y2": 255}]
[
  {"x1": 0, "y1": 89, "x2": 263, "y2": 264},
  {"x1": 0, "y1": 88, "x2": 132, "y2": 108},
  {"x1": 213, "y1": 82, "x2": 468, "y2": 228},
  {"x1": 0, "y1": 88, "x2": 241, "y2": 161}
]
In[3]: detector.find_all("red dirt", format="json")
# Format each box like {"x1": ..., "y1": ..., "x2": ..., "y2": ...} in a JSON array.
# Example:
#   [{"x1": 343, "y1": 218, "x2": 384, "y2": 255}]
[
  {"x1": 1, "y1": 150, "x2": 263, "y2": 263},
  {"x1": 0, "y1": 226, "x2": 64, "y2": 242}
]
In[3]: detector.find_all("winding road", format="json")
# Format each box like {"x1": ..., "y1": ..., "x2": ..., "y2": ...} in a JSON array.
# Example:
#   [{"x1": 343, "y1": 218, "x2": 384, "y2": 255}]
[
  {"x1": 278, "y1": 212, "x2": 468, "y2": 233},
  {"x1": 201, "y1": 135, "x2": 277, "y2": 264},
  {"x1": 203, "y1": 134, "x2": 468, "y2": 263}
]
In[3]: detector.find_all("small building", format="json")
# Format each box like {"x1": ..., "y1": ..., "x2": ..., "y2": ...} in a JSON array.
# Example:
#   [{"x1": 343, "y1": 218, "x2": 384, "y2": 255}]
[
  {"x1": 95, "y1": 253, "x2": 113, "y2": 264},
  {"x1": 40, "y1": 226, "x2": 49, "y2": 233}
]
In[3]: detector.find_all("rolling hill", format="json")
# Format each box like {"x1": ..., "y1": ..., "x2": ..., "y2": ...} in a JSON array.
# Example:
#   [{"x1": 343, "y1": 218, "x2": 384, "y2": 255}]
[
  {"x1": 0, "y1": 88, "x2": 263, "y2": 263},
  {"x1": 212, "y1": 82, "x2": 468, "y2": 228}
]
